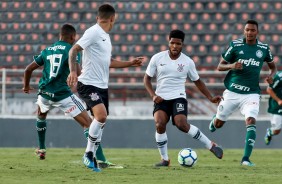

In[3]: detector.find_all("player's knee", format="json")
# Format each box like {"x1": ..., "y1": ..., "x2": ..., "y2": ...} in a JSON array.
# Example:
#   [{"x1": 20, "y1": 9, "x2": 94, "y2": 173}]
[
  {"x1": 245, "y1": 117, "x2": 256, "y2": 125},
  {"x1": 96, "y1": 116, "x2": 107, "y2": 123},
  {"x1": 214, "y1": 119, "x2": 224, "y2": 128},
  {"x1": 155, "y1": 120, "x2": 166, "y2": 132},
  {"x1": 273, "y1": 129, "x2": 281, "y2": 135}
]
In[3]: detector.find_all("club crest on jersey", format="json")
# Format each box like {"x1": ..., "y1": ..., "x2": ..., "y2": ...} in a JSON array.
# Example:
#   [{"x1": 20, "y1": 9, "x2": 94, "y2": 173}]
[
  {"x1": 176, "y1": 103, "x2": 184, "y2": 112},
  {"x1": 177, "y1": 64, "x2": 184, "y2": 72},
  {"x1": 89, "y1": 93, "x2": 100, "y2": 101},
  {"x1": 256, "y1": 50, "x2": 263, "y2": 58}
]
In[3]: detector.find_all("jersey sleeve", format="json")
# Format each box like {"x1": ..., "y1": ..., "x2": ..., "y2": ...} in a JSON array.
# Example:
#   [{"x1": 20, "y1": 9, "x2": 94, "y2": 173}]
[
  {"x1": 76, "y1": 28, "x2": 97, "y2": 49},
  {"x1": 265, "y1": 46, "x2": 273, "y2": 63},
  {"x1": 221, "y1": 42, "x2": 235, "y2": 63},
  {"x1": 34, "y1": 52, "x2": 44, "y2": 66},
  {"x1": 187, "y1": 60, "x2": 199, "y2": 81},
  {"x1": 269, "y1": 73, "x2": 281, "y2": 89},
  {"x1": 145, "y1": 54, "x2": 157, "y2": 77}
]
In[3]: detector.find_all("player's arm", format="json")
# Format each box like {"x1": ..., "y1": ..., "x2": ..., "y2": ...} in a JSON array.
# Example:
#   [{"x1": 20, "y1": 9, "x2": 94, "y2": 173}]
[
  {"x1": 217, "y1": 58, "x2": 243, "y2": 71},
  {"x1": 68, "y1": 44, "x2": 83, "y2": 86},
  {"x1": 193, "y1": 79, "x2": 222, "y2": 104},
  {"x1": 265, "y1": 61, "x2": 277, "y2": 84},
  {"x1": 23, "y1": 61, "x2": 40, "y2": 94},
  {"x1": 110, "y1": 57, "x2": 144, "y2": 68},
  {"x1": 144, "y1": 74, "x2": 163, "y2": 103},
  {"x1": 266, "y1": 87, "x2": 282, "y2": 106}
]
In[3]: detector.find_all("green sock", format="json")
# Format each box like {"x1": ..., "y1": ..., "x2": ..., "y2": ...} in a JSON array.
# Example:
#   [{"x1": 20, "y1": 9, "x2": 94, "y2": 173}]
[
  {"x1": 36, "y1": 118, "x2": 47, "y2": 149},
  {"x1": 84, "y1": 128, "x2": 89, "y2": 139},
  {"x1": 243, "y1": 125, "x2": 256, "y2": 158},
  {"x1": 96, "y1": 144, "x2": 107, "y2": 162}
]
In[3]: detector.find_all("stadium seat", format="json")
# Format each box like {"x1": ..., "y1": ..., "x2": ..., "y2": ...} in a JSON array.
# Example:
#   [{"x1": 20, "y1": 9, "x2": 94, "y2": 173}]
[
  {"x1": 214, "y1": 13, "x2": 224, "y2": 23},
  {"x1": 201, "y1": 13, "x2": 211, "y2": 23},
  {"x1": 246, "y1": 2, "x2": 258, "y2": 12},
  {"x1": 218, "y1": 2, "x2": 229, "y2": 12},
  {"x1": 267, "y1": 13, "x2": 278, "y2": 23},
  {"x1": 227, "y1": 13, "x2": 237, "y2": 23},
  {"x1": 232, "y1": 2, "x2": 245, "y2": 13},
  {"x1": 206, "y1": 2, "x2": 216, "y2": 12},
  {"x1": 193, "y1": 2, "x2": 204, "y2": 12}
]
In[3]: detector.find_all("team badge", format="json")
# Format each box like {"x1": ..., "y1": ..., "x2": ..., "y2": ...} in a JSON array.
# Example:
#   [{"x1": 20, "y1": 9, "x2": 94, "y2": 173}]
[
  {"x1": 176, "y1": 103, "x2": 184, "y2": 112},
  {"x1": 89, "y1": 93, "x2": 100, "y2": 101},
  {"x1": 177, "y1": 64, "x2": 184, "y2": 72},
  {"x1": 256, "y1": 50, "x2": 263, "y2": 58}
]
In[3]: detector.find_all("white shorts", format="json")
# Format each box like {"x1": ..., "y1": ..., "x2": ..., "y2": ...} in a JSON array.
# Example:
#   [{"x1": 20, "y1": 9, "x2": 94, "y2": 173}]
[
  {"x1": 270, "y1": 114, "x2": 282, "y2": 130},
  {"x1": 36, "y1": 94, "x2": 86, "y2": 117},
  {"x1": 216, "y1": 89, "x2": 260, "y2": 121}
]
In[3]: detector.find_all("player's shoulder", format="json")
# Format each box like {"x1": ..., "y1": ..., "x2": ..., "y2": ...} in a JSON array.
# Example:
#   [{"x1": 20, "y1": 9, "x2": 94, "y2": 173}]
[
  {"x1": 151, "y1": 50, "x2": 167, "y2": 59},
  {"x1": 256, "y1": 40, "x2": 270, "y2": 49},
  {"x1": 179, "y1": 52, "x2": 194, "y2": 63},
  {"x1": 230, "y1": 38, "x2": 244, "y2": 47}
]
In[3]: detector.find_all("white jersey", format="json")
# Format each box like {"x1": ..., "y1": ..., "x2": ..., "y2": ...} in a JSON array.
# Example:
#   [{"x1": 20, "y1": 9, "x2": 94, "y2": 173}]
[
  {"x1": 146, "y1": 51, "x2": 199, "y2": 100},
  {"x1": 76, "y1": 24, "x2": 112, "y2": 89}
]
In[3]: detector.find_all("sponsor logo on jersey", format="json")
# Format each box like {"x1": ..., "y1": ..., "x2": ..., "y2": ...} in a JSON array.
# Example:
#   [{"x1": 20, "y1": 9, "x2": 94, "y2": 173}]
[
  {"x1": 230, "y1": 83, "x2": 250, "y2": 91},
  {"x1": 89, "y1": 93, "x2": 100, "y2": 101},
  {"x1": 176, "y1": 103, "x2": 184, "y2": 112},
  {"x1": 239, "y1": 50, "x2": 244, "y2": 54},
  {"x1": 177, "y1": 64, "x2": 184, "y2": 72},
  {"x1": 65, "y1": 105, "x2": 77, "y2": 113},
  {"x1": 256, "y1": 50, "x2": 263, "y2": 58},
  {"x1": 278, "y1": 109, "x2": 282, "y2": 113},
  {"x1": 160, "y1": 64, "x2": 166, "y2": 66},
  {"x1": 47, "y1": 45, "x2": 66, "y2": 51},
  {"x1": 238, "y1": 58, "x2": 260, "y2": 66}
]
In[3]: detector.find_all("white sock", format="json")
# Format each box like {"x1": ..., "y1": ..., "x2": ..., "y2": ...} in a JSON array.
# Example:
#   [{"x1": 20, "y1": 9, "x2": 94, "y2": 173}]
[
  {"x1": 187, "y1": 124, "x2": 212, "y2": 149},
  {"x1": 85, "y1": 118, "x2": 104, "y2": 154},
  {"x1": 155, "y1": 131, "x2": 169, "y2": 161}
]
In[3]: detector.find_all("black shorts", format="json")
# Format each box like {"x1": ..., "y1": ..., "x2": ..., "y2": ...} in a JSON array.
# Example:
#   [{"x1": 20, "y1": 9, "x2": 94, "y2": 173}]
[
  {"x1": 77, "y1": 81, "x2": 109, "y2": 116},
  {"x1": 153, "y1": 98, "x2": 188, "y2": 125}
]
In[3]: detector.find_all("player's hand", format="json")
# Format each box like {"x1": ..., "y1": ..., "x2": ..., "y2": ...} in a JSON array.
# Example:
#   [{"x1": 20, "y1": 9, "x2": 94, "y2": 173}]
[
  {"x1": 153, "y1": 95, "x2": 163, "y2": 104},
  {"x1": 277, "y1": 100, "x2": 282, "y2": 106},
  {"x1": 209, "y1": 95, "x2": 223, "y2": 104},
  {"x1": 232, "y1": 62, "x2": 243, "y2": 70},
  {"x1": 22, "y1": 86, "x2": 34, "y2": 94},
  {"x1": 265, "y1": 76, "x2": 273, "y2": 84},
  {"x1": 67, "y1": 72, "x2": 78, "y2": 87},
  {"x1": 130, "y1": 57, "x2": 144, "y2": 67}
]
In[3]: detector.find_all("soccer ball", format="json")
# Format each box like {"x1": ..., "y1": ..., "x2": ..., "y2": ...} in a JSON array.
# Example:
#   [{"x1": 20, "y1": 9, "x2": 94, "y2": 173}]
[{"x1": 177, "y1": 148, "x2": 198, "y2": 167}]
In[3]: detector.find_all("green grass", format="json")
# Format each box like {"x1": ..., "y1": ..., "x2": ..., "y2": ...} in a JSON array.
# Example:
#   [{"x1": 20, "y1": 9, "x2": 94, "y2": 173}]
[{"x1": 1, "y1": 148, "x2": 282, "y2": 184}]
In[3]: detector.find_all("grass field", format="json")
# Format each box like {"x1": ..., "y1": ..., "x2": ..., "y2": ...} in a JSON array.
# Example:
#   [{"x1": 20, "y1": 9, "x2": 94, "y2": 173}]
[{"x1": 1, "y1": 148, "x2": 282, "y2": 184}]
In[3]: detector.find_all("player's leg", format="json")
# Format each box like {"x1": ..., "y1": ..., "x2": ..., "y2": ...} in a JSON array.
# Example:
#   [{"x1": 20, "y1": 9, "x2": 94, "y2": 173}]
[
  {"x1": 209, "y1": 90, "x2": 237, "y2": 132},
  {"x1": 153, "y1": 100, "x2": 170, "y2": 167},
  {"x1": 240, "y1": 94, "x2": 260, "y2": 166},
  {"x1": 35, "y1": 95, "x2": 53, "y2": 160},
  {"x1": 265, "y1": 114, "x2": 282, "y2": 145},
  {"x1": 172, "y1": 98, "x2": 223, "y2": 159}
]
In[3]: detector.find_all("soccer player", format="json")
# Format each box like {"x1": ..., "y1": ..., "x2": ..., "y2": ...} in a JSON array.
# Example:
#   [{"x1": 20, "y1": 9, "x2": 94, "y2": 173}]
[
  {"x1": 264, "y1": 71, "x2": 282, "y2": 145},
  {"x1": 208, "y1": 20, "x2": 277, "y2": 166},
  {"x1": 143, "y1": 29, "x2": 223, "y2": 167},
  {"x1": 22, "y1": 24, "x2": 117, "y2": 168},
  {"x1": 67, "y1": 4, "x2": 144, "y2": 172}
]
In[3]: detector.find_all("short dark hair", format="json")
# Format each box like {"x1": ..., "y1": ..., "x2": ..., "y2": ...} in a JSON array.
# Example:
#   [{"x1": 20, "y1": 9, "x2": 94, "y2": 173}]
[
  {"x1": 169, "y1": 30, "x2": 185, "y2": 42},
  {"x1": 60, "y1": 24, "x2": 76, "y2": 37},
  {"x1": 98, "y1": 4, "x2": 115, "y2": 19},
  {"x1": 246, "y1": 19, "x2": 259, "y2": 30}
]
